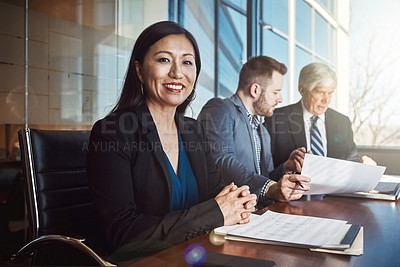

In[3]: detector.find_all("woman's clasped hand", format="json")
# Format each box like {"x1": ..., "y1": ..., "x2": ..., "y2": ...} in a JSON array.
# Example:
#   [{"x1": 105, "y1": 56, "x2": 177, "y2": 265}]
[{"x1": 215, "y1": 182, "x2": 257, "y2": 225}]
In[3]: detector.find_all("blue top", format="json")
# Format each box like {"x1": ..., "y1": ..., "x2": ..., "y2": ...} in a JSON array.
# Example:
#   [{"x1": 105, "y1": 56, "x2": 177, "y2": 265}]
[{"x1": 165, "y1": 132, "x2": 199, "y2": 211}]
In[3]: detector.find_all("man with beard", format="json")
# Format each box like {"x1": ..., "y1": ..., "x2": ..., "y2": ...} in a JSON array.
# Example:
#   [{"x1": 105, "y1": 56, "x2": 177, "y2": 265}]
[{"x1": 198, "y1": 56, "x2": 310, "y2": 204}]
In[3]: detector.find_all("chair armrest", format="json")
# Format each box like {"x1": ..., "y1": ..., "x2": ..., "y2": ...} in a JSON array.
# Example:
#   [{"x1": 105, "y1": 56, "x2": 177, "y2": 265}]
[{"x1": 11, "y1": 234, "x2": 115, "y2": 266}]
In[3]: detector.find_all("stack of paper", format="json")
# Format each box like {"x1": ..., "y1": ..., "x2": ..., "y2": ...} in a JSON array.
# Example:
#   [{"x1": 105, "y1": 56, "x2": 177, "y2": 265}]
[{"x1": 214, "y1": 211, "x2": 363, "y2": 256}]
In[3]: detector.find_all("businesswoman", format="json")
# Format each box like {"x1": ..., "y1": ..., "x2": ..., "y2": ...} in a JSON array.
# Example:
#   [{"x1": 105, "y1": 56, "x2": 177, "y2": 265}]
[{"x1": 86, "y1": 21, "x2": 257, "y2": 261}]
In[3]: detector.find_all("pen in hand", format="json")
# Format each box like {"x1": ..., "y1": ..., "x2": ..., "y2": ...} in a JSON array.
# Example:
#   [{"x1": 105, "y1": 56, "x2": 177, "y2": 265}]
[
  {"x1": 296, "y1": 181, "x2": 304, "y2": 188},
  {"x1": 285, "y1": 171, "x2": 304, "y2": 188}
]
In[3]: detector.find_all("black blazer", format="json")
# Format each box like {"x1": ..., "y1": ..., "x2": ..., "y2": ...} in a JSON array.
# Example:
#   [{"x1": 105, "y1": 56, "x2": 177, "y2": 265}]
[
  {"x1": 86, "y1": 103, "x2": 224, "y2": 259},
  {"x1": 264, "y1": 101, "x2": 361, "y2": 168}
]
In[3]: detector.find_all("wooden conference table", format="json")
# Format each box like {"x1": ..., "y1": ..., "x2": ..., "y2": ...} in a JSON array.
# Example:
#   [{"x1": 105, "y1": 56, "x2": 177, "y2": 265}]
[{"x1": 128, "y1": 195, "x2": 400, "y2": 267}]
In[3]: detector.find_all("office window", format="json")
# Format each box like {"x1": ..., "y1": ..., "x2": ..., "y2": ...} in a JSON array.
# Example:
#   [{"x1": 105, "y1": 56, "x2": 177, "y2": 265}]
[
  {"x1": 295, "y1": 0, "x2": 336, "y2": 68},
  {"x1": 294, "y1": 46, "x2": 312, "y2": 101},
  {"x1": 296, "y1": 0, "x2": 311, "y2": 48},
  {"x1": 261, "y1": 30, "x2": 289, "y2": 104},
  {"x1": 262, "y1": 31, "x2": 288, "y2": 68},
  {"x1": 261, "y1": 0, "x2": 337, "y2": 106},
  {"x1": 262, "y1": 0, "x2": 288, "y2": 34},
  {"x1": 183, "y1": 0, "x2": 215, "y2": 117},
  {"x1": 328, "y1": 24, "x2": 335, "y2": 62},
  {"x1": 228, "y1": 0, "x2": 246, "y2": 11},
  {"x1": 217, "y1": 2, "x2": 246, "y2": 97},
  {"x1": 349, "y1": 0, "x2": 400, "y2": 147},
  {"x1": 314, "y1": 12, "x2": 328, "y2": 61},
  {"x1": 329, "y1": 0, "x2": 335, "y2": 15},
  {"x1": 318, "y1": 0, "x2": 328, "y2": 10},
  {"x1": 295, "y1": 0, "x2": 337, "y2": 80},
  {"x1": 317, "y1": 0, "x2": 335, "y2": 16}
]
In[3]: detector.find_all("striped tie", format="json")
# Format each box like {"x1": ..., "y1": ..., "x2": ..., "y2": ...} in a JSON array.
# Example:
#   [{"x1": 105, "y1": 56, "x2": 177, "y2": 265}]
[{"x1": 310, "y1": 115, "x2": 324, "y2": 156}]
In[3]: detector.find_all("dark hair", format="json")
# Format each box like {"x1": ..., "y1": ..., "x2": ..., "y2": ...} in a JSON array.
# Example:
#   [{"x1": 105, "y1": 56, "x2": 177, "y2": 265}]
[
  {"x1": 237, "y1": 56, "x2": 287, "y2": 91},
  {"x1": 111, "y1": 21, "x2": 201, "y2": 114}
]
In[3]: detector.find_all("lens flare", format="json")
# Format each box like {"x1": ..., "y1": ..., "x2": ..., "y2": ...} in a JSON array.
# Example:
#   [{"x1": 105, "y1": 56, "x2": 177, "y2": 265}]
[{"x1": 184, "y1": 243, "x2": 207, "y2": 266}]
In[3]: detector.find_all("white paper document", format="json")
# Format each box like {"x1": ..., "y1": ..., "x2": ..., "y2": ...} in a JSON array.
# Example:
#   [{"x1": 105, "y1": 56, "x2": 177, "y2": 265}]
[
  {"x1": 215, "y1": 211, "x2": 348, "y2": 248},
  {"x1": 301, "y1": 154, "x2": 386, "y2": 195}
]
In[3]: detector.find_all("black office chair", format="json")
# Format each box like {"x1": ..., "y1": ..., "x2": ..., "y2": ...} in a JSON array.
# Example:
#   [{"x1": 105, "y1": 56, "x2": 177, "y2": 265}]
[{"x1": 11, "y1": 128, "x2": 114, "y2": 266}]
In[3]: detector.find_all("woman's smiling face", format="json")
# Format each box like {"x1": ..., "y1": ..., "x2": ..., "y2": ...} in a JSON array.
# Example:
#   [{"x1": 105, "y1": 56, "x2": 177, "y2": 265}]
[{"x1": 135, "y1": 34, "x2": 197, "y2": 110}]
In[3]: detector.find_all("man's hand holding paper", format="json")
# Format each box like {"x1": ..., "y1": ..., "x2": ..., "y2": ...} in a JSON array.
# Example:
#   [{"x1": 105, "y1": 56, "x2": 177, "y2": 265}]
[
  {"x1": 265, "y1": 173, "x2": 311, "y2": 202},
  {"x1": 283, "y1": 147, "x2": 307, "y2": 173}
]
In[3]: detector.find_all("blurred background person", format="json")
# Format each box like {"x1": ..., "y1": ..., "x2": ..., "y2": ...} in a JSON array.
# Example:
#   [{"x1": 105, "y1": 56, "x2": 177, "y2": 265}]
[{"x1": 265, "y1": 62, "x2": 376, "y2": 169}]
